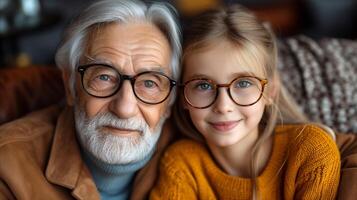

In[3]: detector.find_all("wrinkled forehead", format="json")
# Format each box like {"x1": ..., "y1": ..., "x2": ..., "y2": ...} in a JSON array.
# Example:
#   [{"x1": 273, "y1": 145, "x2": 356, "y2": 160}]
[{"x1": 82, "y1": 21, "x2": 172, "y2": 73}]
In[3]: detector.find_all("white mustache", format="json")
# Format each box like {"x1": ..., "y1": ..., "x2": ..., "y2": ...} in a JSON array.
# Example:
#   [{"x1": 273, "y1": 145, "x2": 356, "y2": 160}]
[
  {"x1": 85, "y1": 112, "x2": 149, "y2": 135},
  {"x1": 74, "y1": 106, "x2": 167, "y2": 164}
]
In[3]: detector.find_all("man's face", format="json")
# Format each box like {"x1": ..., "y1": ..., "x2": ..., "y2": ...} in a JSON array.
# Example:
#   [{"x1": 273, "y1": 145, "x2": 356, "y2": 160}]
[{"x1": 71, "y1": 22, "x2": 172, "y2": 164}]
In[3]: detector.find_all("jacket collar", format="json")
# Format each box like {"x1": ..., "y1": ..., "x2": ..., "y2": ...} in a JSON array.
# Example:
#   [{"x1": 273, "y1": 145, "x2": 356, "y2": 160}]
[{"x1": 45, "y1": 106, "x2": 100, "y2": 199}]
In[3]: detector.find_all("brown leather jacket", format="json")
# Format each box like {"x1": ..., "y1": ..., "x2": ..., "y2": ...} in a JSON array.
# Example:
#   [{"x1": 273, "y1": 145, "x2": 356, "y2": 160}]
[{"x1": 0, "y1": 105, "x2": 172, "y2": 200}]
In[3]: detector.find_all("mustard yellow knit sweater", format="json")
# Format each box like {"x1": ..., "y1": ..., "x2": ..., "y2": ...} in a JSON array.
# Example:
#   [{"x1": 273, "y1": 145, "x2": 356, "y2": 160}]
[{"x1": 150, "y1": 124, "x2": 340, "y2": 199}]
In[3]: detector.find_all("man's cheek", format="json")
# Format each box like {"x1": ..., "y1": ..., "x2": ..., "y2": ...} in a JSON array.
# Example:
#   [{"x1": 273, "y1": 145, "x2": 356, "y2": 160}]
[{"x1": 81, "y1": 99, "x2": 107, "y2": 119}]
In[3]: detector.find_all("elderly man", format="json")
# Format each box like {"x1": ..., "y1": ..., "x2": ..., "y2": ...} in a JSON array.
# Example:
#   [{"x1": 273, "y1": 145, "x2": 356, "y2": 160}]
[{"x1": 0, "y1": 0, "x2": 181, "y2": 199}]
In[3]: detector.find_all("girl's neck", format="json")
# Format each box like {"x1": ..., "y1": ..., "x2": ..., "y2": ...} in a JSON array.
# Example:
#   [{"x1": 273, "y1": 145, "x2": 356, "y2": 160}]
[{"x1": 207, "y1": 129, "x2": 273, "y2": 178}]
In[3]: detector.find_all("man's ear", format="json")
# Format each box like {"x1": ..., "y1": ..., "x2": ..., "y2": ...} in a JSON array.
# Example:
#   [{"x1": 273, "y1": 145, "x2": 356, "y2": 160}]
[{"x1": 62, "y1": 71, "x2": 75, "y2": 106}]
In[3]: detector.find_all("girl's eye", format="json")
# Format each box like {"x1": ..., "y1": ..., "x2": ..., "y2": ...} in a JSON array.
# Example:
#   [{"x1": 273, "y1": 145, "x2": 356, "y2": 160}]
[
  {"x1": 196, "y1": 82, "x2": 213, "y2": 90},
  {"x1": 236, "y1": 80, "x2": 252, "y2": 88}
]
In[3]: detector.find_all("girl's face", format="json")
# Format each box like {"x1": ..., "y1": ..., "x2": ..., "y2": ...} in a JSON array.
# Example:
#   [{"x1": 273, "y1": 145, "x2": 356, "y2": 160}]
[{"x1": 183, "y1": 41, "x2": 268, "y2": 147}]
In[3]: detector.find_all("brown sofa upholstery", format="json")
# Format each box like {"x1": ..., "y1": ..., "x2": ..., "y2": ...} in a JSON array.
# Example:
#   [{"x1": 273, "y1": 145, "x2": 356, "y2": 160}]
[
  {"x1": 0, "y1": 66, "x2": 64, "y2": 125},
  {"x1": 337, "y1": 133, "x2": 357, "y2": 199}
]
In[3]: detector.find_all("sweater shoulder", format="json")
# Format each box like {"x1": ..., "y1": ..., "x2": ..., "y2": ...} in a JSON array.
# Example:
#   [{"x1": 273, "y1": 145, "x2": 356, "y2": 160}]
[
  {"x1": 160, "y1": 139, "x2": 209, "y2": 173},
  {"x1": 276, "y1": 124, "x2": 340, "y2": 162},
  {"x1": 163, "y1": 139, "x2": 207, "y2": 161},
  {"x1": 276, "y1": 124, "x2": 335, "y2": 145}
]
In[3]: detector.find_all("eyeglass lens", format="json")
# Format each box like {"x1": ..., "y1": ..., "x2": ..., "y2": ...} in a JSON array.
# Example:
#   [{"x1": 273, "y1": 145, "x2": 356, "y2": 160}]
[
  {"x1": 81, "y1": 64, "x2": 172, "y2": 104},
  {"x1": 184, "y1": 77, "x2": 265, "y2": 108}
]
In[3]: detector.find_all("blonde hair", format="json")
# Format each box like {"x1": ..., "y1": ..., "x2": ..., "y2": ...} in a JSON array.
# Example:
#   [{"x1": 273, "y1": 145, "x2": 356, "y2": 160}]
[{"x1": 173, "y1": 4, "x2": 311, "y2": 198}]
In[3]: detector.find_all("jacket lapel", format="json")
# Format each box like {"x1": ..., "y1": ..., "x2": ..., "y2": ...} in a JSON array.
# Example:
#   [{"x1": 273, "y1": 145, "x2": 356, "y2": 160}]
[{"x1": 45, "y1": 106, "x2": 100, "y2": 200}]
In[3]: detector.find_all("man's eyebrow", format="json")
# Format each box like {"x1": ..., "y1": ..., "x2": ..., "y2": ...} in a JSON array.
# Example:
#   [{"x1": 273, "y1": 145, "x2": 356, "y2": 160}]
[
  {"x1": 137, "y1": 66, "x2": 168, "y2": 74},
  {"x1": 81, "y1": 55, "x2": 114, "y2": 66},
  {"x1": 81, "y1": 57, "x2": 171, "y2": 75}
]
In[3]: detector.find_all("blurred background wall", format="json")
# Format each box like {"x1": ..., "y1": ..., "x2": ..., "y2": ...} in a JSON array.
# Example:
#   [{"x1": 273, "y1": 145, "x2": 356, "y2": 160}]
[{"x1": 0, "y1": 0, "x2": 356, "y2": 67}]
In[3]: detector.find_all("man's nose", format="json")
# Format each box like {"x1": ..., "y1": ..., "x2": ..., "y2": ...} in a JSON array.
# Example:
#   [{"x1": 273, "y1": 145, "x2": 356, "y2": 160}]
[
  {"x1": 212, "y1": 88, "x2": 235, "y2": 114},
  {"x1": 109, "y1": 80, "x2": 139, "y2": 118}
]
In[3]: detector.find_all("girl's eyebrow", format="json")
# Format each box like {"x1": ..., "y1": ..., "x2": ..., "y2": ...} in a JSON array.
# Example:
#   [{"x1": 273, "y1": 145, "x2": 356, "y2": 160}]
[
  {"x1": 186, "y1": 72, "x2": 255, "y2": 80},
  {"x1": 185, "y1": 73, "x2": 210, "y2": 80},
  {"x1": 231, "y1": 71, "x2": 256, "y2": 77}
]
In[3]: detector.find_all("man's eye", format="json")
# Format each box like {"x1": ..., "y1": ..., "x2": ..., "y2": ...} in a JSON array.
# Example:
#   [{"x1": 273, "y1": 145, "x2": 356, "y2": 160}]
[
  {"x1": 144, "y1": 80, "x2": 157, "y2": 88},
  {"x1": 91, "y1": 74, "x2": 117, "y2": 86},
  {"x1": 98, "y1": 74, "x2": 110, "y2": 81},
  {"x1": 136, "y1": 79, "x2": 159, "y2": 90}
]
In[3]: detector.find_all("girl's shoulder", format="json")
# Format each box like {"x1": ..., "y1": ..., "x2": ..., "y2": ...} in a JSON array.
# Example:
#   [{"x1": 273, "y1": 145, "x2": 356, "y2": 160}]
[
  {"x1": 275, "y1": 124, "x2": 339, "y2": 160},
  {"x1": 275, "y1": 124, "x2": 335, "y2": 143},
  {"x1": 163, "y1": 139, "x2": 208, "y2": 160},
  {"x1": 158, "y1": 139, "x2": 212, "y2": 179}
]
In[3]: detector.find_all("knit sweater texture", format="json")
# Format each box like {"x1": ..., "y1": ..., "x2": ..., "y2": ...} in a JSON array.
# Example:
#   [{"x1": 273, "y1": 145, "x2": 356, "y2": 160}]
[{"x1": 150, "y1": 124, "x2": 340, "y2": 199}]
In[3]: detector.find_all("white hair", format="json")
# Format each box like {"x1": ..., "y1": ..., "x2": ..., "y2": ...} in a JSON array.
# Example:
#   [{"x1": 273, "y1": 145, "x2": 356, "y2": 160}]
[
  {"x1": 74, "y1": 106, "x2": 166, "y2": 164},
  {"x1": 55, "y1": 0, "x2": 181, "y2": 103}
]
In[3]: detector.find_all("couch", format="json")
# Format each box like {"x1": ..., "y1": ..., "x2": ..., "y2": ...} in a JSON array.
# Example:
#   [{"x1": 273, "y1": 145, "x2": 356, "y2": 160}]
[
  {"x1": 0, "y1": 35, "x2": 356, "y2": 198},
  {"x1": 0, "y1": 66, "x2": 64, "y2": 125},
  {"x1": 278, "y1": 36, "x2": 357, "y2": 134}
]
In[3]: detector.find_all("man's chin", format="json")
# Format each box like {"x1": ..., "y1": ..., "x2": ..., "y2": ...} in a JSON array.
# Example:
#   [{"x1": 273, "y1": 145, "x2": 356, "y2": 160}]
[{"x1": 85, "y1": 134, "x2": 154, "y2": 164}]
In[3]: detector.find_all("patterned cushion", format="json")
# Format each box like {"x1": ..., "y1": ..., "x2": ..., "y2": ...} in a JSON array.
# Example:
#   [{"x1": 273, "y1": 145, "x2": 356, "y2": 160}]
[{"x1": 278, "y1": 35, "x2": 357, "y2": 133}]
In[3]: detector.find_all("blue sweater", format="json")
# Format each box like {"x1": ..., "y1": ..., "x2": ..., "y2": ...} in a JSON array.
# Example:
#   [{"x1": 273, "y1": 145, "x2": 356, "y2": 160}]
[{"x1": 82, "y1": 149, "x2": 154, "y2": 200}]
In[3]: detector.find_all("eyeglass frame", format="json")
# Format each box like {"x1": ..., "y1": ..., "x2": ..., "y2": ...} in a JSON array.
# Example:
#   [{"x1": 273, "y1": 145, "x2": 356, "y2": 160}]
[
  {"x1": 181, "y1": 76, "x2": 268, "y2": 109},
  {"x1": 77, "y1": 63, "x2": 177, "y2": 105}
]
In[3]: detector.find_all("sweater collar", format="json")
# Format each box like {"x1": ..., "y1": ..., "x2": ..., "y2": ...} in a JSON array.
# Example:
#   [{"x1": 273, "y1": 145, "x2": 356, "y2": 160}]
[{"x1": 82, "y1": 147, "x2": 154, "y2": 198}]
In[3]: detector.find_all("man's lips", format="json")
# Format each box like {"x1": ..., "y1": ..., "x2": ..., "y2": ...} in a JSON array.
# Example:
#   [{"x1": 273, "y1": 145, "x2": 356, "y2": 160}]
[
  {"x1": 100, "y1": 126, "x2": 141, "y2": 136},
  {"x1": 209, "y1": 120, "x2": 241, "y2": 132}
]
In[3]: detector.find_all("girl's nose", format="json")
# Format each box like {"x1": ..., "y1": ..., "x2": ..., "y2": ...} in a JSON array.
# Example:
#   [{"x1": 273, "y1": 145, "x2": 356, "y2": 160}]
[{"x1": 212, "y1": 88, "x2": 235, "y2": 114}]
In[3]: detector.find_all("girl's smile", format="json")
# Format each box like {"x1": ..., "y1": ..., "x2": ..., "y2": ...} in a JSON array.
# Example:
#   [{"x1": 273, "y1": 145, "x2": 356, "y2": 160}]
[{"x1": 208, "y1": 120, "x2": 242, "y2": 132}]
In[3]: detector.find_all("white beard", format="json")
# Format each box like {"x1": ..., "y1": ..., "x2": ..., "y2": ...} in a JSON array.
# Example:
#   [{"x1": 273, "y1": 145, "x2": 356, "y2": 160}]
[{"x1": 74, "y1": 107, "x2": 166, "y2": 165}]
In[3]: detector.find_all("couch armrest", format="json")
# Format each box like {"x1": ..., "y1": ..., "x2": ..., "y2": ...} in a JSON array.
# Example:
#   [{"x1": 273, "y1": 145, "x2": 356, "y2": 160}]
[{"x1": 0, "y1": 66, "x2": 65, "y2": 125}]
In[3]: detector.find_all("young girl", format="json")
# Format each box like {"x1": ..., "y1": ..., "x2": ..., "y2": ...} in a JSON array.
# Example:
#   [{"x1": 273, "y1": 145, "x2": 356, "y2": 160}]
[{"x1": 150, "y1": 5, "x2": 340, "y2": 199}]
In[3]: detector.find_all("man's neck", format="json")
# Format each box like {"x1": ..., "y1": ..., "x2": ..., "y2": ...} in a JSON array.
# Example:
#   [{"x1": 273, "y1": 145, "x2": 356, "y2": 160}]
[{"x1": 81, "y1": 149, "x2": 154, "y2": 200}]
